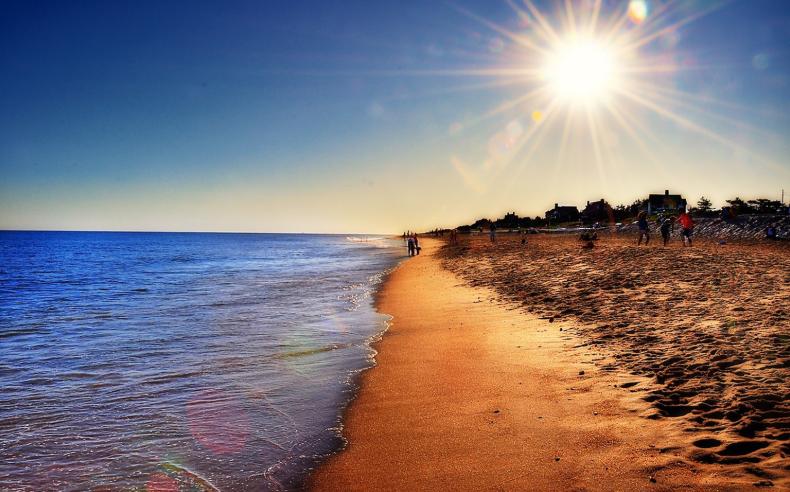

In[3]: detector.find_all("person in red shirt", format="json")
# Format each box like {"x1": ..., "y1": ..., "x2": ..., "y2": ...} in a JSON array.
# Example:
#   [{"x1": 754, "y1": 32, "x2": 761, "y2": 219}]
[{"x1": 677, "y1": 209, "x2": 694, "y2": 246}]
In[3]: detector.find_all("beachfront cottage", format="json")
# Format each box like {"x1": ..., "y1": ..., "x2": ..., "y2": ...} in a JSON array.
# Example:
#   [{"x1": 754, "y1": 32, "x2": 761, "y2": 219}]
[
  {"x1": 545, "y1": 203, "x2": 580, "y2": 223},
  {"x1": 581, "y1": 199, "x2": 613, "y2": 224},
  {"x1": 647, "y1": 190, "x2": 687, "y2": 214}
]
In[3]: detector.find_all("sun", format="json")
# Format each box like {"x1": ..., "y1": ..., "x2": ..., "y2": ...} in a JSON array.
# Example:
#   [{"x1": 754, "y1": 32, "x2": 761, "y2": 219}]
[
  {"x1": 543, "y1": 38, "x2": 617, "y2": 104},
  {"x1": 441, "y1": 0, "x2": 774, "y2": 197}
]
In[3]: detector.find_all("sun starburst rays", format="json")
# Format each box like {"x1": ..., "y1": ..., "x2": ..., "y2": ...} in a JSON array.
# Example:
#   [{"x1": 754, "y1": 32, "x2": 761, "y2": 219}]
[{"x1": 439, "y1": 0, "x2": 783, "y2": 196}]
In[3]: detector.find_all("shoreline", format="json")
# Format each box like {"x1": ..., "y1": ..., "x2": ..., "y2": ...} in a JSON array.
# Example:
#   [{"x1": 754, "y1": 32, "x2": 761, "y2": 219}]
[
  {"x1": 277, "y1": 248, "x2": 408, "y2": 491},
  {"x1": 307, "y1": 238, "x2": 758, "y2": 490}
]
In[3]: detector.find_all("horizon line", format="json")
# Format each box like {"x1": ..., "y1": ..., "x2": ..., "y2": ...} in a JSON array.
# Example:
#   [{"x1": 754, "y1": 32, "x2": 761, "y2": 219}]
[{"x1": 0, "y1": 229, "x2": 399, "y2": 236}]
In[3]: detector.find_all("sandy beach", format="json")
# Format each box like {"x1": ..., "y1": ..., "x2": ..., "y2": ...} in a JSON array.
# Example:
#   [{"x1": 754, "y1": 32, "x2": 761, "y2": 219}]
[
  {"x1": 309, "y1": 237, "x2": 787, "y2": 490},
  {"x1": 443, "y1": 234, "x2": 789, "y2": 484}
]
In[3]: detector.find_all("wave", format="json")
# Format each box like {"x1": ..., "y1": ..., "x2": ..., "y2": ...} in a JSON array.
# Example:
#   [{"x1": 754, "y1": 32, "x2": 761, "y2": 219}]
[
  {"x1": 272, "y1": 343, "x2": 353, "y2": 360},
  {"x1": 0, "y1": 328, "x2": 50, "y2": 339},
  {"x1": 345, "y1": 236, "x2": 386, "y2": 243}
]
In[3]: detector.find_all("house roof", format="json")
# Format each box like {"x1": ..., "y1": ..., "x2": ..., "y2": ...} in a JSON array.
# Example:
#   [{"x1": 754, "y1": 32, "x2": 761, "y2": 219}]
[
  {"x1": 545, "y1": 205, "x2": 579, "y2": 217},
  {"x1": 648, "y1": 194, "x2": 685, "y2": 207},
  {"x1": 648, "y1": 194, "x2": 684, "y2": 200},
  {"x1": 583, "y1": 199, "x2": 608, "y2": 211}
]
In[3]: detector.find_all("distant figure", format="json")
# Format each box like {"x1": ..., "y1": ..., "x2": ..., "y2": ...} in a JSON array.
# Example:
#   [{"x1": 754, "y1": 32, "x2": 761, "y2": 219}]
[
  {"x1": 766, "y1": 225, "x2": 777, "y2": 240},
  {"x1": 637, "y1": 211, "x2": 650, "y2": 245},
  {"x1": 678, "y1": 210, "x2": 694, "y2": 246},
  {"x1": 413, "y1": 234, "x2": 421, "y2": 255},
  {"x1": 407, "y1": 236, "x2": 415, "y2": 256},
  {"x1": 489, "y1": 224, "x2": 496, "y2": 243},
  {"x1": 660, "y1": 217, "x2": 673, "y2": 246},
  {"x1": 579, "y1": 230, "x2": 595, "y2": 249},
  {"x1": 449, "y1": 229, "x2": 458, "y2": 245},
  {"x1": 520, "y1": 229, "x2": 527, "y2": 245}
]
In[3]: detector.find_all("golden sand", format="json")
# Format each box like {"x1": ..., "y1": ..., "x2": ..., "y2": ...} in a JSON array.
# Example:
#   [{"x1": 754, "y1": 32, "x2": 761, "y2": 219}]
[{"x1": 309, "y1": 237, "x2": 783, "y2": 490}]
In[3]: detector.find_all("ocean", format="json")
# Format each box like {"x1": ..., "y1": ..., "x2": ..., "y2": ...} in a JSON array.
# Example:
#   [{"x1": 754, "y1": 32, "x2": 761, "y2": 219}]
[{"x1": 0, "y1": 231, "x2": 404, "y2": 491}]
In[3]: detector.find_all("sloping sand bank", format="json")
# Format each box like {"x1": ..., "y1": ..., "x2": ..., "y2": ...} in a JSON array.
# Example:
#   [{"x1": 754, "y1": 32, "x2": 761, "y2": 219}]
[
  {"x1": 309, "y1": 239, "x2": 758, "y2": 491},
  {"x1": 442, "y1": 234, "x2": 789, "y2": 487}
]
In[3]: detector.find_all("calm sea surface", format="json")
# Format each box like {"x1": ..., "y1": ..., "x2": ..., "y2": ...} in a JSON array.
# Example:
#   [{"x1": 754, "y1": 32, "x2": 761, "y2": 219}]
[{"x1": 0, "y1": 231, "x2": 404, "y2": 491}]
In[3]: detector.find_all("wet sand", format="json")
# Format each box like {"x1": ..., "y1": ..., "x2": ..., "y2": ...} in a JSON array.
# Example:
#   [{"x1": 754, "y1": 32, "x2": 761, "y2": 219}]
[{"x1": 309, "y1": 238, "x2": 771, "y2": 491}]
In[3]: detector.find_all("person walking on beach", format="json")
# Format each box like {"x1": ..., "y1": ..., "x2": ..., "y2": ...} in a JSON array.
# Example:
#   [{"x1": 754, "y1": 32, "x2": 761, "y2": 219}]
[
  {"x1": 413, "y1": 234, "x2": 420, "y2": 255},
  {"x1": 489, "y1": 223, "x2": 496, "y2": 243},
  {"x1": 660, "y1": 216, "x2": 673, "y2": 246},
  {"x1": 407, "y1": 236, "x2": 415, "y2": 256},
  {"x1": 637, "y1": 211, "x2": 650, "y2": 245},
  {"x1": 678, "y1": 209, "x2": 694, "y2": 246}
]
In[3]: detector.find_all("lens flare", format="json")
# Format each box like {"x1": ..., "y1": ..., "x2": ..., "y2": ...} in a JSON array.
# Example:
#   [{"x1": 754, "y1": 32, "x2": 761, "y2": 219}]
[
  {"x1": 146, "y1": 473, "x2": 179, "y2": 492},
  {"x1": 488, "y1": 37, "x2": 505, "y2": 53},
  {"x1": 628, "y1": 0, "x2": 649, "y2": 25},
  {"x1": 186, "y1": 389, "x2": 250, "y2": 455}
]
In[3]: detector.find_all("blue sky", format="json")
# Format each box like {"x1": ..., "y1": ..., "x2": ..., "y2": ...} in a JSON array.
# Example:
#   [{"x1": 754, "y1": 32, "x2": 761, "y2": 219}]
[{"x1": 1, "y1": 0, "x2": 789, "y2": 232}]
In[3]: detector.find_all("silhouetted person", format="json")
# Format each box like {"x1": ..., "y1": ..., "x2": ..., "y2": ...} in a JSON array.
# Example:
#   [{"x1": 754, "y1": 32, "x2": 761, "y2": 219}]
[
  {"x1": 660, "y1": 217, "x2": 673, "y2": 246},
  {"x1": 407, "y1": 236, "x2": 415, "y2": 256},
  {"x1": 489, "y1": 224, "x2": 496, "y2": 243},
  {"x1": 579, "y1": 231, "x2": 595, "y2": 249},
  {"x1": 413, "y1": 234, "x2": 420, "y2": 255},
  {"x1": 637, "y1": 211, "x2": 650, "y2": 245}
]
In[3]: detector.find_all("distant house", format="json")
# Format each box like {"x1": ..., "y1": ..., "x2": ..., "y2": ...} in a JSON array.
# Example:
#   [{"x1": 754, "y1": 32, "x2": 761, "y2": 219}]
[
  {"x1": 545, "y1": 203, "x2": 580, "y2": 223},
  {"x1": 581, "y1": 199, "x2": 613, "y2": 224},
  {"x1": 647, "y1": 190, "x2": 687, "y2": 214},
  {"x1": 495, "y1": 212, "x2": 520, "y2": 230}
]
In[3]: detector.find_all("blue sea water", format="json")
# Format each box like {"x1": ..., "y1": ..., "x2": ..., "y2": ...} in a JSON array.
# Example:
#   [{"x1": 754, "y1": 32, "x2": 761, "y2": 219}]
[{"x1": 0, "y1": 231, "x2": 404, "y2": 491}]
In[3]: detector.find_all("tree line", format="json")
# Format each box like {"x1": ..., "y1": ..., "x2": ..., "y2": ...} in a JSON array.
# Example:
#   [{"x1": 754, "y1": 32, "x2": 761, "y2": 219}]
[{"x1": 454, "y1": 196, "x2": 787, "y2": 232}]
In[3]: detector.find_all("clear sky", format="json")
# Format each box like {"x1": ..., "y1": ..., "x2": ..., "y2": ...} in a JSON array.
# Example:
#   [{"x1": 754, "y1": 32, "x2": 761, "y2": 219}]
[{"x1": 1, "y1": 0, "x2": 788, "y2": 233}]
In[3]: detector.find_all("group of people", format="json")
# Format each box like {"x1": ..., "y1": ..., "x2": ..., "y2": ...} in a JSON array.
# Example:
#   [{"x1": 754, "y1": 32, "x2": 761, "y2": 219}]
[
  {"x1": 402, "y1": 232, "x2": 421, "y2": 256},
  {"x1": 403, "y1": 228, "x2": 463, "y2": 256},
  {"x1": 637, "y1": 210, "x2": 695, "y2": 247}
]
